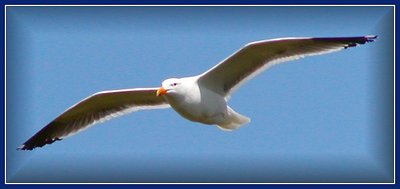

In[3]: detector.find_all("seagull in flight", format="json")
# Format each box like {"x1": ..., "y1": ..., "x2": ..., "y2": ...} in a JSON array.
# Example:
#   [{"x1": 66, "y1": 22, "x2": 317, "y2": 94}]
[{"x1": 18, "y1": 36, "x2": 377, "y2": 150}]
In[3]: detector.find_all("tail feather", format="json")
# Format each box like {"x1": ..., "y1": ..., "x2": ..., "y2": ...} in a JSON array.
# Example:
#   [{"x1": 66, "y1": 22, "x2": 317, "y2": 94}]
[{"x1": 217, "y1": 107, "x2": 250, "y2": 131}]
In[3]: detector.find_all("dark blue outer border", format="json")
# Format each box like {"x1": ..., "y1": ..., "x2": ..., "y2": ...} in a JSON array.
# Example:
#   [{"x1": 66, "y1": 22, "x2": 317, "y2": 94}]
[
  {"x1": 1, "y1": 0, "x2": 398, "y2": 189},
  {"x1": 0, "y1": 0, "x2": 398, "y2": 5},
  {"x1": 2, "y1": 184, "x2": 400, "y2": 188}
]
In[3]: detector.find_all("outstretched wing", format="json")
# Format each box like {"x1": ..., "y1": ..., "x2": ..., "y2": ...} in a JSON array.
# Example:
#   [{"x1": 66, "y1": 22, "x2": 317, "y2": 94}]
[
  {"x1": 18, "y1": 88, "x2": 169, "y2": 150},
  {"x1": 198, "y1": 36, "x2": 377, "y2": 96}
]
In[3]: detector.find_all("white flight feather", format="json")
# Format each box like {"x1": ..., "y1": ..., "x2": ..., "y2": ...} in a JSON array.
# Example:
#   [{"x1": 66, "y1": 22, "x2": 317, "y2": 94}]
[
  {"x1": 62, "y1": 104, "x2": 170, "y2": 139},
  {"x1": 227, "y1": 46, "x2": 344, "y2": 96}
]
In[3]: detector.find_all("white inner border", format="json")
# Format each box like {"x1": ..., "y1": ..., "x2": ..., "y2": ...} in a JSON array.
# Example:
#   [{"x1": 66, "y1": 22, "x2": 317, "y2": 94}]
[{"x1": 3, "y1": 4, "x2": 396, "y2": 185}]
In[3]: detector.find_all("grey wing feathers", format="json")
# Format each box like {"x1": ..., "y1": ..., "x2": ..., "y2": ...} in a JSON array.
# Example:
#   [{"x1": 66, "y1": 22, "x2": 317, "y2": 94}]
[
  {"x1": 18, "y1": 88, "x2": 169, "y2": 150},
  {"x1": 198, "y1": 36, "x2": 377, "y2": 96}
]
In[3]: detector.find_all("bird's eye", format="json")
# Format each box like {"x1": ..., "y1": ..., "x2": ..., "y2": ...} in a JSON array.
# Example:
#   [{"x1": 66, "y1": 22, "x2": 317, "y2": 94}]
[{"x1": 170, "y1": 83, "x2": 177, "y2": 87}]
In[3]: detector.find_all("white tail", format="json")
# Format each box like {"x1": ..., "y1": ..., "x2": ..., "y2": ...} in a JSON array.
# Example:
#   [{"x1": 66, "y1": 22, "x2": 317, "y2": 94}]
[{"x1": 217, "y1": 106, "x2": 250, "y2": 131}]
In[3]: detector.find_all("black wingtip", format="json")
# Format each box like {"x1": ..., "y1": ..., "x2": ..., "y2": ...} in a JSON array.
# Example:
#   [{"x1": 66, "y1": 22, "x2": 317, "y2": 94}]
[
  {"x1": 342, "y1": 35, "x2": 377, "y2": 49},
  {"x1": 16, "y1": 145, "x2": 27, "y2": 151},
  {"x1": 17, "y1": 138, "x2": 62, "y2": 151},
  {"x1": 17, "y1": 144, "x2": 35, "y2": 151},
  {"x1": 365, "y1": 35, "x2": 378, "y2": 42}
]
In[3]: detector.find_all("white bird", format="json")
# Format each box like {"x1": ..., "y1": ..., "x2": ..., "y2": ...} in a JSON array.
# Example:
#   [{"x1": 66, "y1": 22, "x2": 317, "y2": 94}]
[{"x1": 18, "y1": 36, "x2": 377, "y2": 150}]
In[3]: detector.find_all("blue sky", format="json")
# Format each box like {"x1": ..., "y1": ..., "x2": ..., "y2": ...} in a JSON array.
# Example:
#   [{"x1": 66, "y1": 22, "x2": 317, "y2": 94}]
[{"x1": 6, "y1": 6, "x2": 394, "y2": 183}]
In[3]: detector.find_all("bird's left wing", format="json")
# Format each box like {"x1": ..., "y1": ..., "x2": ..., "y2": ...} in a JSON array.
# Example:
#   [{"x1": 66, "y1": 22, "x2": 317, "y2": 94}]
[
  {"x1": 18, "y1": 88, "x2": 169, "y2": 150},
  {"x1": 198, "y1": 36, "x2": 377, "y2": 96}
]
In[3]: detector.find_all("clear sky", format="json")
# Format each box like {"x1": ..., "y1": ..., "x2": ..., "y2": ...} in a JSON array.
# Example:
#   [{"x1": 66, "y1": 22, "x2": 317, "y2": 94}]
[{"x1": 6, "y1": 6, "x2": 394, "y2": 183}]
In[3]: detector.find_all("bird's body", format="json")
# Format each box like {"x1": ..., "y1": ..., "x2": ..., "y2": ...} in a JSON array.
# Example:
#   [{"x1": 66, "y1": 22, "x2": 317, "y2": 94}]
[
  {"x1": 18, "y1": 36, "x2": 377, "y2": 150},
  {"x1": 160, "y1": 77, "x2": 249, "y2": 130},
  {"x1": 164, "y1": 77, "x2": 227, "y2": 125}
]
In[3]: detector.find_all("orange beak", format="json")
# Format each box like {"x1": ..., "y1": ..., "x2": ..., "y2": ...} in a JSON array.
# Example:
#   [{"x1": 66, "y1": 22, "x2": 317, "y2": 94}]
[{"x1": 156, "y1": 87, "x2": 167, "y2": 96}]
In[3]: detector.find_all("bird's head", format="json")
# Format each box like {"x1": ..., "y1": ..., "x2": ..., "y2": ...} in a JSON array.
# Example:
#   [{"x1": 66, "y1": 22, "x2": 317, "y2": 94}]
[{"x1": 156, "y1": 78, "x2": 183, "y2": 97}]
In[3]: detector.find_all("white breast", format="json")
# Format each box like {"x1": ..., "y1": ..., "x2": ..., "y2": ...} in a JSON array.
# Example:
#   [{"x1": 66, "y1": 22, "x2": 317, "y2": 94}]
[{"x1": 164, "y1": 79, "x2": 228, "y2": 125}]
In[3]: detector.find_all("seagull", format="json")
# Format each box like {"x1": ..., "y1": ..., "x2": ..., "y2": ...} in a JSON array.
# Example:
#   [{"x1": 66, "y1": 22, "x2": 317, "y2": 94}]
[{"x1": 18, "y1": 36, "x2": 377, "y2": 150}]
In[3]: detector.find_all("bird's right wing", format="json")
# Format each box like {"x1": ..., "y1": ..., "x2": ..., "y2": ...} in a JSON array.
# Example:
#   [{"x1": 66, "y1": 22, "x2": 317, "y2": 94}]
[
  {"x1": 18, "y1": 88, "x2": 169, "y2": 150},
  {"x1": 198, "y1": 36, "x2": 377, "y2": 96}
]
